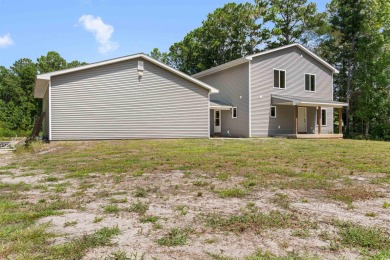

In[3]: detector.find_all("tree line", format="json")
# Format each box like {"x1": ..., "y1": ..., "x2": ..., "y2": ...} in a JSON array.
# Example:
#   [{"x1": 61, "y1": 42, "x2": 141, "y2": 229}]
[
  {"x1": 0, "y1": 0, "x2": 389, "y2": 140},
  {"x1": 0, "y1": 52, "x2": 86, "y2": 136},
  {"x1": 150, "y1": 0, "x2": 389, "y2": 140}
]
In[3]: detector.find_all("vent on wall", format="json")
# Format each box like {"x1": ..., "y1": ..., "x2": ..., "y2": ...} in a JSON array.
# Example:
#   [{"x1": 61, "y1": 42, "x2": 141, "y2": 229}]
[{"x1": 138, "y1": 61, "x2": 144, "y2": 71}]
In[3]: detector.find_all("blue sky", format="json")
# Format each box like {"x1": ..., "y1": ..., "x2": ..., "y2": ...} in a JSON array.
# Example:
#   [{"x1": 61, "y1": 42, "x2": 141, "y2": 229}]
[{"x1": 0, "y1": 0, "x2": 329, "y2": 68}]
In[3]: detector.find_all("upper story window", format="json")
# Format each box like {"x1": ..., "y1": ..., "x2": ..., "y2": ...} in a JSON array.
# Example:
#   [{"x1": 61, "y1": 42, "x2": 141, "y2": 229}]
[
  {"x1": 232, "y1": 107, "x2": 237, "y2": 118},
  {"x1": 274, "y1": 69, "x2": 286, "y2": 89},
  {"x1": 305, "y1": 73, "x2": 316, "y2": 92}
]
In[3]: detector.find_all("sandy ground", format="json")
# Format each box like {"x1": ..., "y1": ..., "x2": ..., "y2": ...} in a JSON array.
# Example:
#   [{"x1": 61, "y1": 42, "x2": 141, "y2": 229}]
[{"x1": 1, "y1": 150, "x2": 389, "y2": 260}]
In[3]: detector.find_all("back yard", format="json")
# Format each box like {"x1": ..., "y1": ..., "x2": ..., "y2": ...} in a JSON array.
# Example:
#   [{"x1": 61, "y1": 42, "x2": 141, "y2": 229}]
[{"x1": 0, "y1": 139, "x2": 389, "y2": 259}]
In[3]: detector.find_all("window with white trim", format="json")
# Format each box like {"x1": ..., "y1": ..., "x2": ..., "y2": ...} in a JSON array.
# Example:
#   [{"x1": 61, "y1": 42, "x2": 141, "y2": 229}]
[
  {"x1": 274, "y1": 69, "x2": 286, "y2": 89},
  {"x1": 316, "y1": 108, "x2": 327, "y2": 126},
  {"x1": 305, "y1": 74, "x2": 316, "y2": 91},
  {"x1": 232, "y1": 107, "x2": 237, "y2": 118},
  {"x1": 270, "y1": 106, "x2": 277, "y2": 118},
  {"x1": 321, "y1": 108, "x2": 327, "y2": 126}
]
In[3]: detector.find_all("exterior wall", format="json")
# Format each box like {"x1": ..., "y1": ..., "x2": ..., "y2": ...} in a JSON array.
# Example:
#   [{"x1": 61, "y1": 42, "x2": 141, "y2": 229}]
[
  {"x1": 250, "y1": 46, "x2": 334, "y2": 136},
  {"x1": 42, "y1": 88, "x2": 49, "y2": 138},
  {"x1": 50, "y1": 58, "x2": 209, "y2": 140},
  {"x1": 198, "y1": 63, "x2": 250, "y2": 137}
]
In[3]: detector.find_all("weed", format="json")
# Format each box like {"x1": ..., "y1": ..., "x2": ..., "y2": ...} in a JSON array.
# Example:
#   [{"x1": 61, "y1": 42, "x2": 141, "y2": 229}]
[
  {"x1": 328, "y1": 186, "x2": 377, "y2": 204},
  {"x1": 383, "y1": 201, "x2": 390, "y2": 209},
  {"x1": 110, "y1": 197, "x2": 128, "y2": 203},
  {"x1": 133, "y1": 186, "x2": 147, "y2": 198},
  {"x1": 126, "y1": 200, "x2": 149, "y2": 215},
  {"x1": 291, "y1": 229, "x2": 310, "y2": 238},
  {"x1": 364, "y1": 212, "x2": 377, "y2": 217},
  {"x1": 156, "y1": 227, "x2": 191, "y2": 246},
  {"x1": 217, "y1": 172, "x2": 229, "y2": 181},
  {"x1": 64, "y1": 221, "x2": 78, "y2": 227},
  {"x1": 175, "y1": 205, "x2": 189, "y2": 215},
  {"x1": 193, "y1": 180, "x2": 209, "y2": 187},
  {"x1": 45, "y1": 176, "x2": 59, "y2": 182},
  {"x1": 271, "y1": 193, "x2": 290, "y2": 209},
  {"x1": 93, "y1": 216, "x2": 104, "y2": 223},
  {"x1": 132, "y1": 170, "x2": 144, "y2": 177},
  {"x1": 103, "y1": 204, "x2": 120, "y2": 214},
  {"x1": 140, "y1": 215, "x2": 159, "y2": 223},
  {"x1": 217, "y1": 188, "x2": 246, "y2": 198},
  {"x1": 204, "y1": 210, "x2": 299, "y2": 233},
  {"x1": 336, "y1": 221, "x2": 390, "y2": 250},
  {"x1": 197, "y1": 191, "x2": 203, "y2": 197}
]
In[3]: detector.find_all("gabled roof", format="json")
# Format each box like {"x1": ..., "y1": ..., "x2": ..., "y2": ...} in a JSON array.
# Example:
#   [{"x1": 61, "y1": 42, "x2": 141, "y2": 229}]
[
  {"x1": 34, "y1": 53, "x2": 219, "y2": 98},
  {"x1": 192, "y1": 43, "x2": 339, "y2": 79}
]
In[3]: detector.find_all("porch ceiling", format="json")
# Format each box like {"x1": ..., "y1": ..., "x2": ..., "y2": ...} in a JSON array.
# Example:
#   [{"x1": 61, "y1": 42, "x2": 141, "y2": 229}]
[
  {"x1": 272, "y1": 94, "x2": 348, "y2": 108},
  {"x1": 210, "y1": 100, "x2": 233, "y2": 110}
]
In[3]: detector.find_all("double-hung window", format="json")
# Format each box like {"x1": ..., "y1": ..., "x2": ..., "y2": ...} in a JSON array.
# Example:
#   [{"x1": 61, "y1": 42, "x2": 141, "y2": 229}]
[
  {"x1": 305, "y1": 73, "x2": 316, "y2": 91},
  {"x1": 274, "y1": 69, "x2": 286, "y2": 89}
]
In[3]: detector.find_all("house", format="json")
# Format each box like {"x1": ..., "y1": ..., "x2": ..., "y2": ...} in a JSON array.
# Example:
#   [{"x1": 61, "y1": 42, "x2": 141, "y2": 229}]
[
  {"x1": 34, "y1": 54, "x2": 218, "y2": 140},
  {"x1": 192, "y1": 43, "x2": 348, "y2": 138},
  {"x1": 34, "y1": 44, "x2": 347, "y2": 141}
]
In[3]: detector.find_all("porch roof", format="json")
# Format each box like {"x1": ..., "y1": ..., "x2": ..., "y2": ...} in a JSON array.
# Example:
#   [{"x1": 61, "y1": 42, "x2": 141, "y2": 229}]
[
  {"x1": 210, "y1": 100, "x2": 233, "y2": 110},
  {"x1": 272, "y1": 94, "x2": 348, "y2": 108}
]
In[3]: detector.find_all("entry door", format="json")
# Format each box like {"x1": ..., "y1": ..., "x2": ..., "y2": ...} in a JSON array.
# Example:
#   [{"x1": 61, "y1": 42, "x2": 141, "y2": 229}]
[
  {"x1": 214, "y1": 110, "x2": 221, "y2": 133},
  {"x1": 298, "y1": 107, "x2": 307, "y2": 133}
]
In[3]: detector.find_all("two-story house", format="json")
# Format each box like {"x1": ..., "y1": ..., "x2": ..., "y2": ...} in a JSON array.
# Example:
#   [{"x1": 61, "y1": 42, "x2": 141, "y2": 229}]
[{"x1": 193, "y1": 43, "x2": 348, "y2": 138}]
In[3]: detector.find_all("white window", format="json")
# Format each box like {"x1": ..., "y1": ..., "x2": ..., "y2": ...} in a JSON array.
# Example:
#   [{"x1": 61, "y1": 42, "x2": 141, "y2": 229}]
[
  {"x1": 321, "y1": 108, "x2": 327, "y2": 126},
  {"x1": 316, "y1": 108, "x2": 327, "y2": 126},
  {"x1": 305, "y1": 74, "x2": 316, "y2": 91},
  {"x1": 274, "y1": 69, "x2": 286, "y2": 89},
  {"x1": 232, "y1": 107, "x2": 237, "y2": 118},
  {"x1": 270, "y1": 106, "x2": 277, "y2": 118},
  {"x1": 138, "y1": 61, "x2": 144, "y2": 71}
]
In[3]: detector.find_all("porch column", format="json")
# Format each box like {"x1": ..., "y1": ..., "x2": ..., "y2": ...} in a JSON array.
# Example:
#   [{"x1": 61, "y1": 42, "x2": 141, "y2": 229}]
[
  {"x1": 317, "y1": 106, "x2": 322, "y2": 134},
  {"x1": 294, "y1": 105, "x2": 298, "y2": 135},
  {"x1": 338, "y1": 107, "x2": 343, "y2": 134}
]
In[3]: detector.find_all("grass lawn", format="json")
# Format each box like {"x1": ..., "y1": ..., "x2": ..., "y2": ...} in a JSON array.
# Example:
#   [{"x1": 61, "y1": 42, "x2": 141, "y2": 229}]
[{"x1": 0, "y1": 138, "x2": 389, "y2": 259}]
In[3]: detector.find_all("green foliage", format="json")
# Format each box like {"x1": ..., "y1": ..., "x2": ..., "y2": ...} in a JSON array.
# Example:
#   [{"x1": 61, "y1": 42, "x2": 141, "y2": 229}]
[
  {"x1": 156, "y1": 227, "x2": 191, "y2": 246},
  {"x1": 0, "y1": 52, "x2": 86, "y2": 136},
  {"x1": 255, "y1": 0, "x2": 327, "y2": 48}
]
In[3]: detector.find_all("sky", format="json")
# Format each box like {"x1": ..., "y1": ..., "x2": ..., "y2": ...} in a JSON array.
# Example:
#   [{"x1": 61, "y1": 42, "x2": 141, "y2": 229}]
[{"x1": 0, "y1": 0, "x2": 329, "y2": 68}]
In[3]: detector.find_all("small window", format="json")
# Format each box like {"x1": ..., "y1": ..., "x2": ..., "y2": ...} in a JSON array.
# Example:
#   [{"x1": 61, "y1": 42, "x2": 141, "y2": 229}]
[
  {"x1": 305, "y1": 74, "x2": 316, "y2": 91},
  {"x1": 274, "y1": 69, "x2": 286, "y2": 89},
  {"x1": 138, "y1": 61, "x2": 144, "y2": 71},
  {"x1": 270, "y1": 106, "x2": 277, "y2": 118},
  {"x1": 232, "y1": 107, "x2": 237, "y2": 118},
  {"x1": 321, "y1": 108, "x2": 327, "y2": 126}
]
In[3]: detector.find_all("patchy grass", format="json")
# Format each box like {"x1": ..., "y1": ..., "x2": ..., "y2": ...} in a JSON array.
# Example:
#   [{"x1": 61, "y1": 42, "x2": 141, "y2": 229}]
[
  {"x1": 126, "y1": 200, "x2": 149, "y2": 215},
  {"x1": 50, "y1": 226, "x2": 120, "y2": 259},
  {"x1": 103, "y1": 204, "x2": 120, "y2": 214},
  {"x1": 156, "y1": 227, "x2": 191, "y2": 246},
  {"x1": 2, "y1": 139, "x2": 389, "y2": 259},
  {"x1": 336, "y1": 221, "x2": 390, "y2": 250},
  {"x1": 217, "y1": 188, "x2": 246, "y2": 198},
  {"x1": 204, "y1": 210, "x2": 301, "y2": 233},
  {"x1": 328, "y1": 186, "x2": 377, "y2": 204}
]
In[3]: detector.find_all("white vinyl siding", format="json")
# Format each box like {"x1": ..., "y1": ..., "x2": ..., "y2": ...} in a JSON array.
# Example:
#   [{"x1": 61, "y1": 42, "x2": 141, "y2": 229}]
[{"x1": 50, "y1": 58, "x2": 209, "y2": 140}]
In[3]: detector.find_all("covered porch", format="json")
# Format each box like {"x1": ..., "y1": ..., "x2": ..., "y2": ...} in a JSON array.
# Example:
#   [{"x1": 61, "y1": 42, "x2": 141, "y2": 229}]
[{"x1": 271, "y1": 95, "x2": 348, "y2": 139}]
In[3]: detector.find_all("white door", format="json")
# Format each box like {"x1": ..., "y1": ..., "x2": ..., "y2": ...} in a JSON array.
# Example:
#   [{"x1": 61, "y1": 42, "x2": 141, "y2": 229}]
[
  {"x1": 214, "y1": 110, "x2": 221, "y2": 133},
  {"x1": 298, "y1": 107, "x2": 307, "y2": 133}
]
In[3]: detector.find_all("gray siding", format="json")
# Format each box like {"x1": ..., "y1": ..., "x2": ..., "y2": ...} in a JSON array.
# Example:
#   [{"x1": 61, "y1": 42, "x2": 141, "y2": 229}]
[
  {"x1": 198, "y1": 63, "x2": 250, "y2": 137},
  {"x1": 251, "y1": 46, "x2": 334, "y2": 136},
  {"x1": 42, "y1": 88, "x2": 49, "y2": 138},
  {"x1": 50, "y1": 58, "x2": 209, "y2": 140}
]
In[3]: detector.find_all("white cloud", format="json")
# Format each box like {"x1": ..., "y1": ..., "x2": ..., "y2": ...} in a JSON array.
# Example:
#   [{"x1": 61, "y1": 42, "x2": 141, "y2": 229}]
[
  {"x1": 78, "y1": 15, "x2": 118, "y2": 54},
  {"x1": 0, "y1": 34, "x2": 13, "y2": 48}
]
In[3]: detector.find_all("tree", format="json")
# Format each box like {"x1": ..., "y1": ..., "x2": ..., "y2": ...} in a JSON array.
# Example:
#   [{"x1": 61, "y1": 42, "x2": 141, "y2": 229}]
[
  {"x1": 255, "y1": 0, "x2": 327, "y2": 48},
  {"x1": 163, "y1": 2, "x2": 265, "y2": 74},
  {"x1": 149, "y1": 48, "x2": 170, "y2": 65},
  {"x1": 36, "y1": 51, "x2": 67, "y2": 73},
  {"x1": 317, "y1": 0, "x2": 390, "y2": 139}
]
